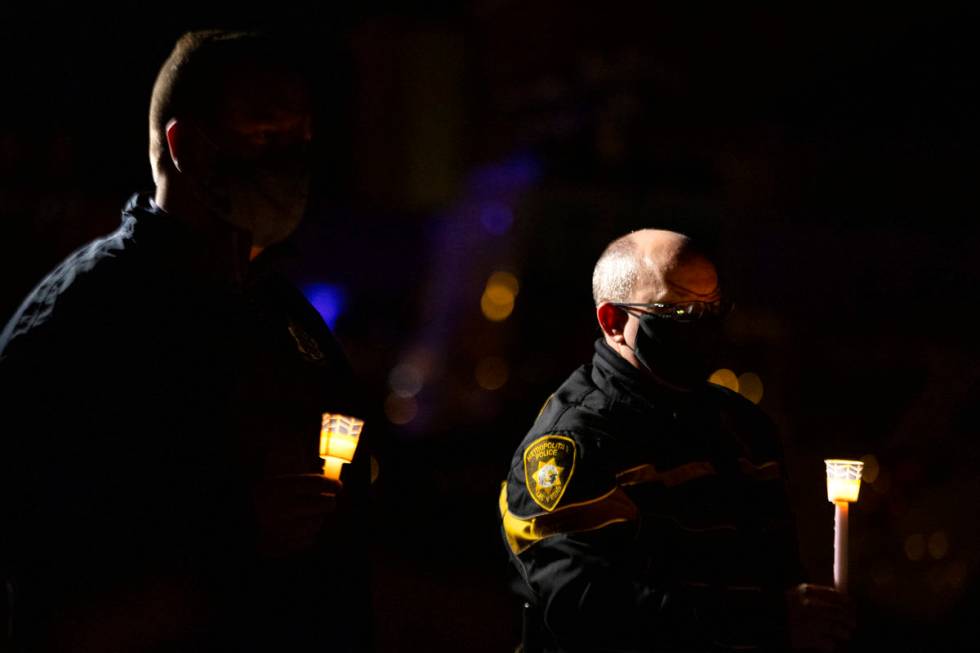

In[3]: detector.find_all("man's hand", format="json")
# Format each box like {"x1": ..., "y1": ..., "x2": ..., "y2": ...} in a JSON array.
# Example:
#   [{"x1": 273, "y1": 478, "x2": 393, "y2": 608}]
[
  {"x1": 252, "y1": 473, "x2": 342, "y2": 558},
  {"x1": 785, "y1": 583, "x2": 856, "y2": 653}
]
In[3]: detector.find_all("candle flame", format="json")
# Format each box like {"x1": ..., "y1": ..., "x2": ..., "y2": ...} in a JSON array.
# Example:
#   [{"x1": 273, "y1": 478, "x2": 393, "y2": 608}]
[{"x1": 825, "y1": 459, "x2": 863, "y2": 503}]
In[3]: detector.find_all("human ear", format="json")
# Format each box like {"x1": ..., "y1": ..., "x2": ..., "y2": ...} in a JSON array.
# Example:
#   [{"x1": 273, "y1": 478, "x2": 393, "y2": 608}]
[
  {"x1": 165, "y1": 119, "x2": 182, "y2": 172},
  {"x1": 596, "y1": 303, "x2": 629, "y2": 344}
]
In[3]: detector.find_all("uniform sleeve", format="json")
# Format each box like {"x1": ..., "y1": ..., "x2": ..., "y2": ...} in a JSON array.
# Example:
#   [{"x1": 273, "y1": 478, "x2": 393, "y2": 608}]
[
  {"x1": 500, "y1": 428, "x2": 790, "y2": 652},
  {"x1": 722, "y1": 390, "x2": 808, "y2": 589}
]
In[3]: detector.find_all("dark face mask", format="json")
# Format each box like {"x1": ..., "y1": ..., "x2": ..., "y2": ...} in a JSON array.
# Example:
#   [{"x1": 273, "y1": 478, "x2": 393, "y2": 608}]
[
  {"x1": 188, "y1": 127, "x2": 312, "y2": 248},
  {"x1": 632, "y1": 313, "x2": 724, "y2": 390}
]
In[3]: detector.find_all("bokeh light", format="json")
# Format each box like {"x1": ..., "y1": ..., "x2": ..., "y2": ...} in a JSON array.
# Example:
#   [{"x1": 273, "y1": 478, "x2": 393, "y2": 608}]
[
  {"x1": 860, "y1": 454, "x2": 880, "y2": 483},
  {"x1": 479, "y1": 202, "x2": 514, "y2": 235},
  {"x1": 737, "y1": 372, "x2": 764, "y2": 404},
  {"x1": 389, "y1": 363, "x2": 424, "y2": 398},
  {"x1": 708, "y1": 368, "x2": 739, "y2": 392},
  {"x1": 475, "y1": 356, "x2": 509, "y2": 390},
  {"x1": 946, "y1": 561, "x2": 968, "y2": 590},
  {"x1": 872, "y1": 468, "x2": 891, "y2": 494},
  {"x1": 301, "y1": 282, "x2": 346, "y2": 329},
  {"x1": 904, "y1": 534, "x2": 926, "y2": 561},
  {"x1": 488, "y1": 270, "x2": 519, "y2": 295},
  {"x1": 928, "y1": 531, "x2": 950, "y2": 560},
  {"x1": 481, "y1": 271, "x2": 519, "y2": 322},
  {"x1": 385, "y1": 394, "x2": 418, "y2": 425},
  {"x1": 480, "y1": 294, "x2": 513, "y2": 321}
]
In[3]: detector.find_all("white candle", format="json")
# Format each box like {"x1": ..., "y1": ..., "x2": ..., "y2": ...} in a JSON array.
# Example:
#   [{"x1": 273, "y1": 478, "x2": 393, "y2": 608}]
[
  {"x1": 824, "y1": 459, "x2": 863, "y2": 593},
  {"x1": 834, "y1": 501, "x2": 849, "y2": 592}
]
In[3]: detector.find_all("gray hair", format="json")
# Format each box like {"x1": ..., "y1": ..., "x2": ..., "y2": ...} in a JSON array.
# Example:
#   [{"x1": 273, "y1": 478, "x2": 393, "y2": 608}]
[
  {"x1": 592, "y1": 234, "x2": 642, "y2": 305},
  {"x1": 592, "y1": 229, "x2": 703, "y2": 304}
]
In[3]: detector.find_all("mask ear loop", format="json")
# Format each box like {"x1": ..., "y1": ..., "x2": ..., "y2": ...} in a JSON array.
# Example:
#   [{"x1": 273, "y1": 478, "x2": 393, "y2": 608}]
[
  {"x1": 614, "y1": 305, "x2": 640, "y2": 353},
  {"x1": 186, "y1": 120, "x2": 224, "y2": 154}
]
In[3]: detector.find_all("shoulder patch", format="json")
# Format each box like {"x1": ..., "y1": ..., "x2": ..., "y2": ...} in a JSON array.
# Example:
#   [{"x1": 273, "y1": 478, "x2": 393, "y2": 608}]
[
  {"x1": 523, "y1": 434, "x2": 577, "y2": 511},
  {"x1": 287, "y1": 320, "x2": 325, "y2": 362}
]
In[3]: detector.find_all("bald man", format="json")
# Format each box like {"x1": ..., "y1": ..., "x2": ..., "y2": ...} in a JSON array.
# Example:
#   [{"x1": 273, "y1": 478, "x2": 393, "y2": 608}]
[{"x1": 499, "y1": 230, "x2": 854, "y2": 652}]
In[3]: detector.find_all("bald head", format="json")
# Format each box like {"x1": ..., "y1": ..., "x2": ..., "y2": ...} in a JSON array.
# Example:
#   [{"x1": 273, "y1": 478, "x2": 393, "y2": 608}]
[
  {"x1": 593, "y1": 229, "x2": 721, "y2": 375},
  {"x1": 592, "y1": 229, "x2": 717, "y2": 305}
]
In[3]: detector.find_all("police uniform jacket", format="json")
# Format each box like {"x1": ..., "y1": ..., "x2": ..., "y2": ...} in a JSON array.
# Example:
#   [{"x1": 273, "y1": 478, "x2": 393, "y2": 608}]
[{"x1": 500, "y1": 339, "x2": 805, "y2": 652}]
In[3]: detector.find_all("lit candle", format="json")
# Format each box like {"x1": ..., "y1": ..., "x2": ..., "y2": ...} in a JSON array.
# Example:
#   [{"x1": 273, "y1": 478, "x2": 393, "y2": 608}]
[
  {"x1": 322, "y1": 456, "x2": 345, "y2": 480},
  {"x1": 824, "y1": 459, "x2": 864, "y2": 593},
  {"x1": 320, "y1": 413, "x2": 365, "y2": 481}
]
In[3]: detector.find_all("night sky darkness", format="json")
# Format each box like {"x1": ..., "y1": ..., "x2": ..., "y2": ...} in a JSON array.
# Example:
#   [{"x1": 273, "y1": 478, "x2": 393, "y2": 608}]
[{"x1": 2, "y1": 3, "x2": 978, "y2": 651}]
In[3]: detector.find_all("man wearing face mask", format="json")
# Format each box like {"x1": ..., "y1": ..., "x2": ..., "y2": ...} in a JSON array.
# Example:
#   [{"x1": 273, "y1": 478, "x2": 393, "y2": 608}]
[
  {"x1": 499, "y1": 229, "x2": 855, "y2": 652},
  {"x1": 0, "y1": 31, "x2": 371, "y2": 651}
]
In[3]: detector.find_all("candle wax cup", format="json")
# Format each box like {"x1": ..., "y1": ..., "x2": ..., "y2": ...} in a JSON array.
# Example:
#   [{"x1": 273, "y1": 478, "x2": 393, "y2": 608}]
[
  {"x1": 319, "y1": 413, "x2": 364, "y2": 462},
  {"x1": 827, "y1": 477, "x2": 861, "y2": 503},
  {"x1": 322, "y1": 456, "x2": 345, "y2": 481},
  {"x1": 319, "y1": 413, "x2": 364, "y2": 481},
  {"x1": 320, "y1": 433, "x2": 358, "y2": 462}
]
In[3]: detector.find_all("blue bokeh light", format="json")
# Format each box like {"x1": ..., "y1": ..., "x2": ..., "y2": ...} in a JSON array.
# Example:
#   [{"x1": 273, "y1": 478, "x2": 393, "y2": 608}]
[
  {"x1": 479, "y1": 202, "x2": 514, "y2": 235},
  {"x1": 468, "y1": 153, "x2": 541, "y2": 195},
  {"x1": 301, "y1": 282, "x2": 346, "y2": 329}
]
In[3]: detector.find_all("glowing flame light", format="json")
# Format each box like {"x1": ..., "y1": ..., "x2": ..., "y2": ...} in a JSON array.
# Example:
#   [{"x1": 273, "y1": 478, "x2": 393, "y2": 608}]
[
  {"x1": 481, "y1": 271, "x2": 519, "y2": 322},
  {"x1": 709, "y1": 368, "x2": 739, "y2": 392},
  {"x1": 825, "y1": 459, "x2": 864, "y2": 503},
  {"x1": 320, "y1": 413, "x2": 365, "y2": 480}
]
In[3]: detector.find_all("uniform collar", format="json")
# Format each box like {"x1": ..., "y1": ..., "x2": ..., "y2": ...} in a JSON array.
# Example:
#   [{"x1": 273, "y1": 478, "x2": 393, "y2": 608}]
[
  {"x1": 591, "y1": 338, "x2": 705, "y2": 413},
  {"x1": 122, "y1": 192, "x2": 251, "y2": 288}
]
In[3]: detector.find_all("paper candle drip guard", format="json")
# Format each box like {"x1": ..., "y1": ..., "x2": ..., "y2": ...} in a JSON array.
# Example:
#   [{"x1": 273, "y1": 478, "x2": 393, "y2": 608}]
[{"x1": 320, "y1": 413, "x2": 365, "y2": 480}]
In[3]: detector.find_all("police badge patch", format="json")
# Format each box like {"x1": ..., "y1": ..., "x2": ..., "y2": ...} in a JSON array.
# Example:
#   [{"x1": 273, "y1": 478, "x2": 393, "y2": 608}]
[{"x1": 523, "y1": 435, "x2": 576, "y2": 511}]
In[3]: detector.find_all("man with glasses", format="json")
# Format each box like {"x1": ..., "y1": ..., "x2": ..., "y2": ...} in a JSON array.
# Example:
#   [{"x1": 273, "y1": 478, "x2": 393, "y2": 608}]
[{"x1": 499, "y1": 229, "x2": 854, "y2": 652}]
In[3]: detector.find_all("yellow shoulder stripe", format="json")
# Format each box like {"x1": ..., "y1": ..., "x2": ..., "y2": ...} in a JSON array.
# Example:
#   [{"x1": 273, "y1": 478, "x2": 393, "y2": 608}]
[
  {"x1": 615, "y1": 461, "x2": 717, "y2": 487},
  {"x1": 536, "y1": 394, "x2": 555, "y2": 419},
  {"x1": 499, "y1": 483, "x2": 638, "y2": 555}
]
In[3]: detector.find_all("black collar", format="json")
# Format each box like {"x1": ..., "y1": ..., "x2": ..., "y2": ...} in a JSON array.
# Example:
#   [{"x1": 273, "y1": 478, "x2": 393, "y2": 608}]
[
  {"x1": 122, "y1": 192, "x2": 251, "y2": 288},
  {"x1": 591, "y1": 338, "x2": 706, "y2": 413}
]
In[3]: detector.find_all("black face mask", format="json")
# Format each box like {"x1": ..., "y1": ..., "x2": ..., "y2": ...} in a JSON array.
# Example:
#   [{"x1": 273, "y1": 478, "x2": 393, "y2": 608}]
[
  {"x1": 203, "y1": 152, "x2": 311, "y2": 248},
  {"x1": 187, "y1": 125, "x2": 312, "y2": 248},
  {"x1": 632, "y1": 313, "x2": 724, "y2": 390}
]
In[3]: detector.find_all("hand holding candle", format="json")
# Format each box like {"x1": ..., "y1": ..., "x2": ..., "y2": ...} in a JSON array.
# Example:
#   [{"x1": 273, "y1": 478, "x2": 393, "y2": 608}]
[
  {"x1": 320, "y1": 413, "x2": 365, "y2": 481},
  {"x1": 824, "y1": 459, "x2": 864, "y2": 593},
  {"x1": 253, "y1": 473, "x2": 341, "y2": 558}
]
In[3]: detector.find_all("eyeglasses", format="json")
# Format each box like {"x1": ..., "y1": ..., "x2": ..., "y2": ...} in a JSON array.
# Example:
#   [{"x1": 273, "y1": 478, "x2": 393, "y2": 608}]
[{"x1": 612, "y1": 299, "x2": 733, "y2": 322}]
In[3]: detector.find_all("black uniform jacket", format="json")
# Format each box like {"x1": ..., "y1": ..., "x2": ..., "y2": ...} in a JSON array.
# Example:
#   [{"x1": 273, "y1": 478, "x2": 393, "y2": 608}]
[
  {"x1": 0, "y1": 194, "x2": 372, "y2": 651},
  {"x1": 500, "y1": 339, "x2": 805, "y2": 653}
]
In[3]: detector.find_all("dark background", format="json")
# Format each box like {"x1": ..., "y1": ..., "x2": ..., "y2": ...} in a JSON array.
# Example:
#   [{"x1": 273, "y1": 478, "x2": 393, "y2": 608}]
[{"x1": 2, "y1": 3, "x2": 978, "y2": 651}]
